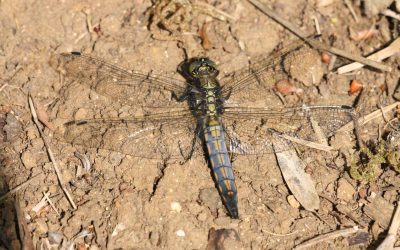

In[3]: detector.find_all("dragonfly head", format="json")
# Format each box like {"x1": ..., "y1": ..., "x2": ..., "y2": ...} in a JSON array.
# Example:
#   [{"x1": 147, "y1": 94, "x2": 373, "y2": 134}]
[{"x1": 188, "y1": 57, "x2": 219, "y2": 80}]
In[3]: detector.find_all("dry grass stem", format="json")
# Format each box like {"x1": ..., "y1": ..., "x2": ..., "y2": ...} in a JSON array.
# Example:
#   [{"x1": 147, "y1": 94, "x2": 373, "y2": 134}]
[
  {"x1": 43, "y1": 192, "x2": 60, "y2": 216},
  {"x1": 294, "y1": 226, "x2": 360, "y2": 250},
  {"x1": 279, "y1": 134, "x2": 333, "y2": 152},
  {"x1": 377, "y1": 201, "x2": 400, "y2": 250},
  {"x1": 338, "y1": 37, "x2": 400, "y2": 74},
  {"x1": 0, "y1": 173, "x2": 43, "y2": 202},
  {"x1": 28, "y1": 94, "x2": 77, "y2": 209},
  {"x1": 338, "y1": 102, "x2": 400, "y2": 132}
]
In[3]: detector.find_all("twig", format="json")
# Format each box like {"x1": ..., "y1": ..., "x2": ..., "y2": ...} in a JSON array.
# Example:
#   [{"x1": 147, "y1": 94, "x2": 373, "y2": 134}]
[
  {"x1": 381, "y1": 9, "x2": 400, "y2": 21},
  {"x1": 31, "y1": 194, "x2": 48, "y2": 215},
  {"x1": 383, "y1": 117, "x2": 399, "y2": 133},
  {"x1": 0, "y1": 83, "x2": 8, "y2": 92},
  {"x1": 377, "y1": 200, "x2": 400, "y2": 250},
  {"x1": 338, "y1": 102, "x2": 400, "y2": 132},
  {"x1": 73, "y1": 32, "x2": 88, "y2": 44},
  {"x1": 15, "y1": 194, "x2": 35, "y2": 250},
  {"x1": 279, "y1": 134, "x2": 333, "y2": 152},
  {"x1": 380, "y1": 105, "x2": 399, "y2": 132},
  {"x1": 0, "y1": 172, "x2": 44, "y2": 202},
  {"x1": 293, "y1": 226, "x2": 360, "y2": 250},
  {"x1": 338, "y1": 37, "x2": 400, "y2": 74},
  {"x1": 312, "y1": 16, "x2": 321, "y2": 35},
  {"x1": 74, "y1": 8, "x2": 100, "y2": 44},
  {"x1": 350, "y1": 23, "x2": 378, "y2": 41},
  {"x1": 30, "y1": 96, "x2": 56, "y2": 131},
  {"x1": 83, "y1": 8, "x2": 93, "y2": 41},
  {"x1": 28, "y1": 94, "x2": 77, "y2": 209},
  {"x1": 309, "y1": 33, "x2": 390, "y2": 72},
  {"x1": 246, "y1": 0, "x2": 391, "y2": 72},
  {"x1": 43, "y1": 192, "x2": 60, "y2": 216},
  {"x1": 344, "y1": 0, "x2": 359, "y2": 22}
]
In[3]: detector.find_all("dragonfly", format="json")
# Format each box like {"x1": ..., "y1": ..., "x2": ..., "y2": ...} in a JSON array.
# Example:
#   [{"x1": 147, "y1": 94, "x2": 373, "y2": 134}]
[{"x1": 52, "y1": 39, "x2": 355, "y2": 219}]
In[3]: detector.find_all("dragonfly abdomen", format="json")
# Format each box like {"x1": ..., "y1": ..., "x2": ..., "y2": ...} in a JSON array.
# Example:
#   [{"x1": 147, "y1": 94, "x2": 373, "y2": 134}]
[{"x1": 203, "y1": 117, "x2": 238, "y2": 218}]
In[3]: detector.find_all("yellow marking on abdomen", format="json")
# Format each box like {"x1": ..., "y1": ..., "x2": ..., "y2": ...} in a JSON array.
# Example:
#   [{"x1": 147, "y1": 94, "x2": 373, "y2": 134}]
[
  {"x1": 223, "y1": 180, "x2": 232, "y2": 190},
  {"x1": 212, "y1": 139, "x2": 222, "y2": 150}
]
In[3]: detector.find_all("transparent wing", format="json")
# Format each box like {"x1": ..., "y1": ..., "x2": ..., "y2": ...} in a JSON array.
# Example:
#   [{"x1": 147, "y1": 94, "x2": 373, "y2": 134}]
[
  {"x1": 54, "y1": 108, "x2": 203, "y2": 160},
  {"x1": 220, "y1": 37, "x2": 324, "y2": 105},
  {"x1": 53, "y1": 52, "x2": 191, "y2": 108},
  {"x1": 221, "y1": 105, "x2": 354, "y2": 155}
]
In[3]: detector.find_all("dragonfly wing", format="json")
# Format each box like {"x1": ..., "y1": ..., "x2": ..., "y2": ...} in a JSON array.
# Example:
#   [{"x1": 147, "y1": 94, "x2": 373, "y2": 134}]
[
  {"x1": 54, "y1": 109, "x2": 202, "y2": 160},
  {"x1": 53, "y1": 52, "x2": 190, "y2": 108},
  {"x1": 220, "y1": 37, "x2": 323, "y2": 105},
  {"x1": 222, "y1": 105, "x2": 354, "y2": 155}
]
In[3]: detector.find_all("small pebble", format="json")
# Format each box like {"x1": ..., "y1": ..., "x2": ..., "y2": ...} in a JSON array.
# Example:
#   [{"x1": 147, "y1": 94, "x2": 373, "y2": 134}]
[
  {"x1": 358, "y1": 187, "x2": 368, "y2": 199},
  {"x1": 238, "y1": 40, "x2": 245, "y2": 50},
  {"x1": 176, "y1": 229, "x2": 185, "y2": 237},
  {"x1": 337, "y1": 178, "x2": 356, "y2": 202},
  {"x1": 30, "y1": 138, "x2": 44, "y2": 148},
  {"x1": 74, "y1": 108, "x2": 89, "y2": 120},
  {"x1": 48, "y1": 231, "x2": 64, "y2": 244},
  {"x1": 170, "y1": 202, "x2": 182, "y2": 213},
  {"x1": 321, "y1": 51, "x2": 332, "y2": 64},
  {"x1": 35, "y1": 219, "x2": 48, "y2": 235},
  {"x1": 21, "y1": 150, "x2": 37, "y2": 169},
  {"x1": 334, "y1": 156, "x2": 345, "y2": 167},
  {"x1": 287, "y1": 195, "x2": 301, "y2": 208}
]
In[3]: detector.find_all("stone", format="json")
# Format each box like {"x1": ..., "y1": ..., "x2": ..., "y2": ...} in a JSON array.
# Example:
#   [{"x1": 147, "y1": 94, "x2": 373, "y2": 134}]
[
  {"x1": 337, "y1": 178, "x2": 356, "y2": 202},
  {"x1": 170, "y1": 202, "x2": 182, "y2": 213},
  {"x1": 176, "y1": 229, "x2": 185, "y2": 237},
  {"x1": 287, "y1": 195, "x2": 301, "y2": 208},
  {"x1": 21, "y1": 150, "x2": 37, "y2": 169}
]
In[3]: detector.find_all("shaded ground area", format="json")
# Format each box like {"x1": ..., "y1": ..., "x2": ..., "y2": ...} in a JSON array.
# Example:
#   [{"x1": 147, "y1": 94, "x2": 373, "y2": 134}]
[{"x1": 0, "y1": 0, "x2": 400, "y2": 249}]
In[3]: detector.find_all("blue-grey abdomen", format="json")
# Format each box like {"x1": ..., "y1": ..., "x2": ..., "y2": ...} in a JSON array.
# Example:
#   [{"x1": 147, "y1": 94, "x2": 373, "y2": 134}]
[{"x1": 203, "y1": 118, "x2": 238, "y2": 218}]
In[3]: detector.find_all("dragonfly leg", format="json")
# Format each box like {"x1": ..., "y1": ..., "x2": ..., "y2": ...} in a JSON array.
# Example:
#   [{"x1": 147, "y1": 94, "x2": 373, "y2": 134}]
[
  {"x1": 172, "y1": 88, "x2": 195, "y2": 102},
  {"x1": 221, "y1": 88, "x2": 233, "y2": 102},
  {"x1": 179, "y1": 125, "x2": 201, "y2": 163},
  {"x1": 172, "y1": 91, "x2": 187, "y2": 102}
]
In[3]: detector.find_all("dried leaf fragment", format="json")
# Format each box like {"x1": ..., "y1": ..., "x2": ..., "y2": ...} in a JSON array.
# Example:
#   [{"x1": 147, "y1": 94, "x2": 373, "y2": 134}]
[
  {"x1": 273, "y1": 140, "x2": 320, "y2": 211},
  {"x1": 30, "y1": 96, "x2": 55, "y2": 131},
  {"x1": 350, "y1": 28, "x2": 379, "y2": 41},
  {"x1": 199, "y1": 22, "x2": 212, "y2": 50}
]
